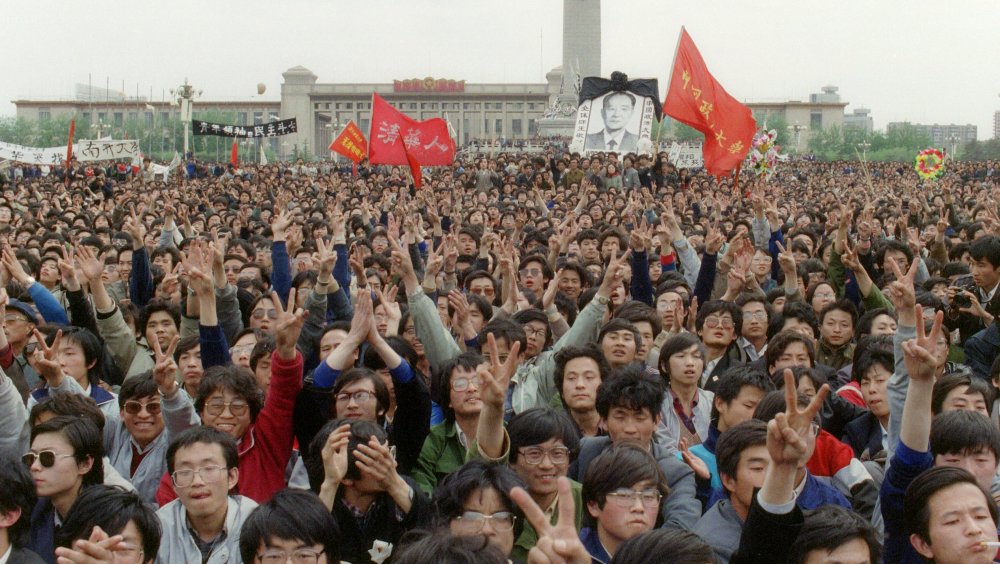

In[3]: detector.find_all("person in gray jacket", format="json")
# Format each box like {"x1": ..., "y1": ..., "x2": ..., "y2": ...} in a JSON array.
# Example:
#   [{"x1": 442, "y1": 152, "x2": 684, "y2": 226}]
[
  {"x1": 568, "y1": 366, "x2": 701, "y2": 531},
  {"x1": 156, "y1": 427, "x2": 258, "y2": 564}
]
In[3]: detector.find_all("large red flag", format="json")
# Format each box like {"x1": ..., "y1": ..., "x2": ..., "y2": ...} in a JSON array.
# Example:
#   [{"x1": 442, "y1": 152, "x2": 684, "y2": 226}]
[
  {"x1": 663, "y1": 28, "x2": 756, "y2": 176},
  {"x1": 230, "y1": 141, "x2": 238, "y2": 168},
  {"x1": 368, "y1": 93, "x2": 455, "y2": 187},
  {"x1": 329, "y1": 120, "x2": 369, "y2": 163}
]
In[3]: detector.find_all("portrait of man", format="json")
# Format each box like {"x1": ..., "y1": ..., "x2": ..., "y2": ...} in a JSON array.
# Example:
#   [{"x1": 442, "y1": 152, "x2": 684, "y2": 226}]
[{"x1": 585, "y1": 91, "x2": 639, "y2": 153}]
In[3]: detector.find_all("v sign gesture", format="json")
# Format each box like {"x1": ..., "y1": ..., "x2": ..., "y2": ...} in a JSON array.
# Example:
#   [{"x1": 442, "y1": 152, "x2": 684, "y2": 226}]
[
  {"x1": 151, "y1": 334, "x2": 180, "y2": 397},
  {"x1": 512, "y1": 477, "x2": 592, "y2": 564},
  {"x1": 273, "y1": 289, "x2": 307, "y2": 361},
  {"x1": 475, "y1": 333, "x2": 522, "y2": 460}
]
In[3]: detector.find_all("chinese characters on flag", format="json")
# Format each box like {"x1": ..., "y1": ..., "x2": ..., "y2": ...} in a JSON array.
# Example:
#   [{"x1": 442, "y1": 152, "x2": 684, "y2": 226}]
[
  {"x1": 663, "y1": 27, "x2": 756, "y2": 177},
  {"x1": 368, "y1": 93, "x2": 456, "y2": 188},
  {"x1": 329, "y1": 120, "x2": 369, "y2": 163}
]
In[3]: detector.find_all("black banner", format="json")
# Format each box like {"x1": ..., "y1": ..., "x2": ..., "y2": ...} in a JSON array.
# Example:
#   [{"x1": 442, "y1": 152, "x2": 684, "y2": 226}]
[{"x1": 192, "y1": 118, "x2": 297, "y2": 138}]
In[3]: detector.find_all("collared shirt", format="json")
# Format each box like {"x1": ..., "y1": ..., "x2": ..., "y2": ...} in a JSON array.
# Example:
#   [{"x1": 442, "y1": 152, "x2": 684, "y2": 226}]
[
  {"x1": 983, "y1": 281, "x2": 1000, "y2": 303},
  {"x1": 0, "y1": 545, "x2": 10, "y2": 564},
  {"x1": 702, "y1": 358, "x2": 721, "y2": 387},
  {"x1": 738, "y1": 337, "x2": 767, "y2": 362},
  {"x1": 187, "y1": 524, "x2": 228, "y2": 564},
  {"x1": 880, "y1": 422, "x2": 889, "y2": 452},
  {"x1": 455, "y1": 423, "x2": 468, "y2": 450},
  {"x1": 602, "y1": 129, "x2": 627, "y2": 150}
]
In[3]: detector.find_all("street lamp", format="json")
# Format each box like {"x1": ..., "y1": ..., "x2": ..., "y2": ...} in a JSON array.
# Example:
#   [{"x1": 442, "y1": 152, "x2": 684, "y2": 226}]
[
  {"x1": 857, "y1": 140, "x2": 871, "y2": 162},
  {"x1": 169, "y1": 78, "x2": 202, "y2": 158},
  {"x1": 788, "y1": 122, "x2": 806, "y2": 152},
  {"x1": 946, "y1": 133, "x2": 960, "y2": 160},
  {"x1": 90, "y1": 119, "x2": 111, "y2": 139}
]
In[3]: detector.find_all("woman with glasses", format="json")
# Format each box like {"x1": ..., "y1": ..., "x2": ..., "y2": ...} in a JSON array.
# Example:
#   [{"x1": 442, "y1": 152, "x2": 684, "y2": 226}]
[
  {"x1": 655, "y1": 333, "x2": 714, "y2": 453},
  {"x1": 55, "y1": 485, "x2": 161, "y2": 564},
  {"x1": 431, "y1": 460, "x2": 525, "y2": 558},
  {"x1": 580, "y1": 443, "x2": 668, "y2": 563},
  {"x1": 26, "y1": 416, "x2": 104, "y2": 563},
  {"x1": 240, "y1": 489, "x2": 341, "y2": 564}
]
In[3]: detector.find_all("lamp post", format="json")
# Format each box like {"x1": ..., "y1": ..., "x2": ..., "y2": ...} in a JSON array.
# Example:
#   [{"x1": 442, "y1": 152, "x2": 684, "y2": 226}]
[
  {"x1": 947, "y1": 133, "x2": 960, "y2": 160},
  {"x1": 788, "y1": 122, "x2": 806, "y2": 153},
  {"x1": 90, "y1": 119, "x2": 111, "y2": 140},
  {"x1": 857, "y1": 140, "x2": 871, "y2": 162},
  {"x1": 170, "y1": 79, "x2": 201, "y2": 159}
]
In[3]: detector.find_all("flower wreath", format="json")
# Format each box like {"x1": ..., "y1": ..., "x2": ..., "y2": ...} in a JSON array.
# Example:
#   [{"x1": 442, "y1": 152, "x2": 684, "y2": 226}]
[{"x1": 914, "y1": 148, "x2": 944, "y2": 180}]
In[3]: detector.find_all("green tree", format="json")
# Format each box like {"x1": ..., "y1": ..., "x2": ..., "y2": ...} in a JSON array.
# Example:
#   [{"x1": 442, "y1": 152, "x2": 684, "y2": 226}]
[{"x1": 673, "y1": 121, "x2": 703, "y2": 142}]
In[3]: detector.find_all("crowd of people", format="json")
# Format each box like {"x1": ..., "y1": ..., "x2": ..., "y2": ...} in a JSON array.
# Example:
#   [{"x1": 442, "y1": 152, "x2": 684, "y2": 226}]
[{"x1": 0, "y1": 146, "x2": 999, "y2": 564}]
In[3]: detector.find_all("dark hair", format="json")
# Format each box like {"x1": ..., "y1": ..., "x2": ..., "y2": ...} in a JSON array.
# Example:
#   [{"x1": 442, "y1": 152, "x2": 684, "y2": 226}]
[
  {"x1": 789, "y1": 505, "x2": 881, "y2": 564},
  {"x1": 850, "y1": 344, "x2": 894, "y2": 385},
  {"x1": 507, "y1": 408, "x2": 581, "y2": 465},
  {"x1": 304, "y1": 419, "x2": 387, "y2": 487},
  {"x1": 818, "y1": 299, "x2": 858, "y2": 329},
  {"x1": 694, "y1": 300, "x2": 743, "y2": 336},
  {"x1": 715, "y1": 419, "x2": 768, "y2": 485},
  {"x1": 173, "y1": 334, "x2": 200, "y2": 362},
  {"x1": 52, "y1": 327, "x2": 116, "y2": 387},
  {"x1": 612, "y1": 529, "x2": 716, "y2": 564},
  {"x1": 614, "y1": 301, "x2": 662, "y2": 339},
  {"x1": 165, "y1": 426, "x2": 239, "y2": 474},
  {"x1": 876, "y1": 239, "x2": 914, "y2": 271},
  {"x1": 929, "y1": 410, "x2": 1000, "y2": 460},
  {"x1": 904, "y1": 466, "x2": 998, "y2": 545},
  {"x1": 118, "y1": 372, "x2": 159, "y2": 407},
  {"x1": 554, "y1": 344, "x2": 612, "y2": 399},
  {"x1": 29, "y1": 391, "x2": 105, "y2": 431},
  {"x1": 596, "y1": 365, "x2": 665, "y2": 419},
  {"x1": 711, "y1": 365, "x2": 775, "y2": 420},
  {"x1": 764, "y1": 330, "x2": 816, "y2": 371},
  {"x1": 431, "y1": 353, "x2": 485, "y2": 422},
  {"x1": 512, "y1": 308, "x2": 551, "y2": 349},
  {"x1": 656, "y1": 333, "x2": 705, "y2": 386},
  {"x1": 769, "y1": 301, "x2": 819, "y2": 340},
  {"x1": 481, "y1": 318, "x2": 528, "y2": 357},
  {"x1": 431, "y1": 459, "x2": 525, "y2": 529},
  {"x1": 30, "y1": 415, "x2": 104, "y2": 487},
  {"x1": 582, "y1": 443, "x2": 668, "y2": 514},
  {"x1": 57, "y1": 485, "x2": 161, "y2": 562},
  {"x1": 0, "y1": 453, "x2": 36, "y2": 548},
  {"x1": 931, "y1": 372, "x2": 996, "y2": 415},
  {"x1": 855, "y1": 307, "x2": 897, "y2": 337},
  {"x1": 137, "y1": 298, "x2": 180, "y2": 342},
  {"x1": 392, "y1": 532, "x2": 508, "y2": 564},
  {"x1": 602, "y1": 91, "x2": 636, "y2": 110},
  {"x1": 970, "y1": 235, "x2": 1000, "y2": 269},
  {"x1": 195, "y1": 364, "x2": 265, "y2": 423},
  {"x1": 331, "y1": 367, "x2": 391, "y2": 422},
  {"x1": 599, "y1": 318, "x2": 642, "y2": 354},
  {"x1": 239, "y1": 489, "x2": 341, "y2": 563},
  {"x1": 753, "y1": 390, "x2": 811, "y2": 423}
]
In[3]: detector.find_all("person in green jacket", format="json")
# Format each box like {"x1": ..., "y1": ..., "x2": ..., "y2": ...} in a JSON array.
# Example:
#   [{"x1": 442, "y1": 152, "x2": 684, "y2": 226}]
[{"x1": 411, "y1": 352, "x2": 487, "y2": 495}]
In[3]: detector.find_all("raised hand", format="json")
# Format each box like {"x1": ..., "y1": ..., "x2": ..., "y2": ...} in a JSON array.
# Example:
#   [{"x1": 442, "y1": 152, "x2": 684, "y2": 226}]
[
  {"x1": 30, "y1": 328, "x2": 64, "y2": 385},
  {"x1": 541, "y1": 269, "x2": 564, "y2": 312},
  {"x1": 181, "y1": 242, "x2": 214, "y2": 298},
  {"x1": 597, "y1": 249, "x2": 631, "y2": 299},
  {"x1": 884, "y1": 253, "x2": 920, "y2": 317},
  {"x1": 513, "y1": 477, "x2": 592, "y2": 564},
  {"x1": 477, "y1": 333, "x2": 521, "y2": 410},
  {"x1": 768, "y1": 369, "x2": 829, "y2": 467},
  {"x1": 903, "y1": 305, "x2": 947, "y2": 382},
  {"x1": 57, "y1": 247, "x2": 81, "y2": 292},
  {"x1": 1, "y1": 247, "x2": 32, "y2": 286},
  {"x1": 679, "y1": 437, "x2": 711, "y2": 480},
  {"x1": 320, "y1": 423, "x2": 351, "y2": 489},
  {"x1": 151, "y1": 334, "x2": 180, "y2": 396},
  {"x1": 273, "y1": 288, "x2": 307, "y2": 360},
  {"x1": 314, "y1": 236, "x2": 337, "y2": 277},
  {"x1": 54, "y1": 525, "x2": 126, "y2": 564}
]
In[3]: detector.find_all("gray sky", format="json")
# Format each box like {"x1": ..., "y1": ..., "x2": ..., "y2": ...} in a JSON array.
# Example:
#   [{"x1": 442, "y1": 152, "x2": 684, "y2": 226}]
[{"x1": 6, "y1": 0, "x2": 1000, "y2": 138}]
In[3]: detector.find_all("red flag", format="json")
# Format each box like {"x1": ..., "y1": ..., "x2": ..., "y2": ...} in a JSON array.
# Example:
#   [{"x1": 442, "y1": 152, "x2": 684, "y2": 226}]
[
  {"x1": 329, "y1": 120, "x2": 369, "y2": 163},
  {"x1": 230, "y1": 141, "x2": 238, "y2": 168},
  {"x1": 368, "y1": 93, "x2": 455, "y2": 187},
  {"x1": 64, "y1": 119, "x2": 75, "y2": 186},
  {"x1": 663, "y1": 28, "x2": 756, "y2": 176}
]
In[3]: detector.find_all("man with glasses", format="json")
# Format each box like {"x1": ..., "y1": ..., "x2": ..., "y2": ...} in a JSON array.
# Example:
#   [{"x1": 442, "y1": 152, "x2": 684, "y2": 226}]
[
  {"x1": 239, "y1": 489, "x2": 342, "y2": 564},
  {"x1": 580, "y1": 443, "x2": 668, "y2": 562},
  {"x1": 431, "y1": 460, "x2": 525, "y2": 558},
  {"x1": 106, "y1": 373, "x2": 174, "y2": 503},
  {"x1": 157, "y1": 427, "x2": 258, "y2": 564},
  {"x1": 696, "y1": 300, "x2": 747, "y2": 393},
  {"x1": 517, "y1": 256, "x2": 551, "y2": 295},
  {"x1": 736, "y1": 295, "x2": 772, "y2": 362},
  {"x1": 0, "y1": 296, "x2": 39, "y2": 402}
]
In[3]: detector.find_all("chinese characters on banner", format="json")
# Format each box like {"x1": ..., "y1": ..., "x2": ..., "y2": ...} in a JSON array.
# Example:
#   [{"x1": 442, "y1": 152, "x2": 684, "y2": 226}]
[
  {"x1": 663, "y1": 27, "x2": 756, "y2": 177},
  {"x1": 329, "y1": 121, "x2": 369, "y2": 163},
  {"x1": 0, "y1": 140, "x2": 140, "y2": 164},
  {"x1": 368, "y1": 93, "x2": 456, "y2": 188},
  {"x1": 192, "y1": 118, "x2": 298, "y2": 138},
  {"x1": 667, "y1": 142, "x2": 704, "y2": 169}
]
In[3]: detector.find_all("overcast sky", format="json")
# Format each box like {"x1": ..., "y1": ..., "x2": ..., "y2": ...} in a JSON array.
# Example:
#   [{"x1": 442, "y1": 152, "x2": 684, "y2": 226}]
[{"x1": 5, "y1": 0, "x2": 999, "y2": 138}]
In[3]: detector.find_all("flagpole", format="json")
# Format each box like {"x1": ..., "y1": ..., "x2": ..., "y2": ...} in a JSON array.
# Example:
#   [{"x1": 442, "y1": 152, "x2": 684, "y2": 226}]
[{"x1": 658, "y1": 27, "x2": 686, "y2": 157}]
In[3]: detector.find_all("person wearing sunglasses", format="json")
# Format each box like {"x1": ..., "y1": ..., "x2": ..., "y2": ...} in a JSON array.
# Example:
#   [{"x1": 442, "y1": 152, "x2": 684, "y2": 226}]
[
  {"x1": 157, "y1": 427, "x2": 258, "y2": 564},
  {"x1": 239, "y1": 489, "x2": 341, "y2": 564},
  {"x1": 579, "y1": 443, "x2": 669, "y2": 563},
  {"x1": 102, "y1": 374, "x2": 169, "y2": 504},
  {"x1": 26, "y1": 416, "x2": 104, "y2": 563},
  {"x1": 54, "y1": 485, "x2": 161, "y2": 564}
]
